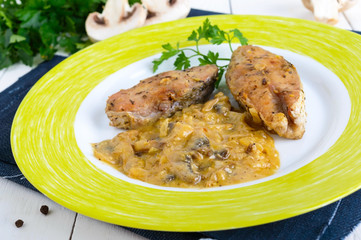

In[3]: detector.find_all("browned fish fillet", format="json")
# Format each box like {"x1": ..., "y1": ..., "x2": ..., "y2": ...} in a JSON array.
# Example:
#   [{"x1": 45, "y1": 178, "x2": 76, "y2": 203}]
[
  {"x1": 225, "y1": 45, "x2": 306, "y2": 139},
  {"x1": 106, "y1": 65, "x2": 218, "y2": 129}
]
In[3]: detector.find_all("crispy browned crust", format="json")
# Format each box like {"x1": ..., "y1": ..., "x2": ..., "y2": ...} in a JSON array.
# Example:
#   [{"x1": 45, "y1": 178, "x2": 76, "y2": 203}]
[
  {"x1": 226, "y1": 45, "x2": 306, "y2": 139},
  {"x1": 106, "y1": 65, "x2": 218, "y2": 129}
]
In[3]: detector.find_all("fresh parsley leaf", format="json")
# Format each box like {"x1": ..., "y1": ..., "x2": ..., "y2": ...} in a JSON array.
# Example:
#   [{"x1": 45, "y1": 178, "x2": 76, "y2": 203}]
[
  {"x1": 9, "y1": 34, "x2": 26, "y2": 44},
  {"x1": 59, "y1": 35, "x2": 81, "y2": 53},
  {"x1": 39, "y1": 45, "x2": 56, "y2": 61},
  {"x1": 162, "y1": 43, "x2": 178, "y2": 53},
  {"x1": 200, "y1": 18, "x2": 211, "y2": 40},
  {"x1": 187, "y1": 30, "x2": 198, "y2": 42},
  {"x1": 40, "y1": 23, "x2": 58, "y2": 47},
  {"x1": 4, "y1": 29, "x2": 12, "y2": 48},
  {"x1": 75, "y1": 41, "x2": 92, "y2": 51},
  {"x1": 18, "y1": 10, "x2": 43, "y2": 29},
  {"x1": 152, "y1": 43, "x2": 180, "y2": 72},
  {"x1": 0, "y1": 55, "x2": 12, "y2": 69},
  {"x1": 174, "y1": 51, "x2": 191, "y2": 70},
  {"x1": 0, "y1": 45, "x2": 12, "y2": 68},
  {"x1": 0, "y1": 10, "x2": 12, "y2": 29},
  {"x1": 231, "y1": 29, "x2": 248, "y2": 46},
  {"x1": 8, "y1": 39, "x2": 33, "y2": 66},
  {"x1": 152, "y1": 59, "x2": 163, "y2": 73},
  {"x1": 49, "y1": 0, "x2": 67, "y2": 8},
  {"x1": 209, "y1": 33, "x2": 227, "y2": 45},
  {"x1": 152, "y1": 18, "x2": 249, "y2": 88},
  {"x1": 65, "y1": 16, "x2": 76, "y2": 33},
  {"x1": 0, "y1": 0, "x2": 105, "y2": 69},
  {"x1": 198, "y1": 56, "x2": 212, "y2": 66},
  {"x1": 17, "y1": 47, "x2": 34, "y2": 66},
  {"x1": 208, "y1": 25, "x2": 227, "y2": 45},
  {"x1": 199, "y1": 51, "x2": 219, "y2": 65},
  {"x1": 207, "y1": 51, "x2": 219, "y2": 63}
]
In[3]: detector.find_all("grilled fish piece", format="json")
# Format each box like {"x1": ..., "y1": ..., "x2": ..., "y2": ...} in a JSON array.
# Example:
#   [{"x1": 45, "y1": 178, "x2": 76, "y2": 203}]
[
  {"x1": 106, "y1": 65, "x2": 218, "y2": 129},
  {"x1": 225, "y1": 45, "x2": 306, "y2": 139}
]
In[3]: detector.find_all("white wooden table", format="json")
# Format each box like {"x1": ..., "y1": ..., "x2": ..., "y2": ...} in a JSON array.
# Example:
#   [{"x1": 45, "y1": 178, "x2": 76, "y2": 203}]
[{"x1": 1, "y1": 1, "x2": 361, "y2": 239}]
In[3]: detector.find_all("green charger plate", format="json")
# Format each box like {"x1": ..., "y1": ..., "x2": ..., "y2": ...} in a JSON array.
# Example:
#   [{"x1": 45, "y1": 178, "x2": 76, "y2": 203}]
[{"x1": 11, "y1": 15, "x2": 361, "y2": 231}]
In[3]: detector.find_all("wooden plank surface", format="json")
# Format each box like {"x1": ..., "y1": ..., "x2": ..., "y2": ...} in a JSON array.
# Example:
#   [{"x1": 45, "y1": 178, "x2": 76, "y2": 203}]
[
  {"x1": 343, "y1": 2, "x2": 361, "y2": 31},
  {"x1": 71, "y1": 215, "x2": 147, "y2": 240},
  {"x1": 1, "y1": 0, "x2": 361, "y2": 239},
  {"x1": 0, "y1": 64, "x2": 31, "y2": 92},
  {"x1": 0, "y1": 178, "x2": 76, "y2": 240},
  {"x1": 230, "y1": 0, "x2": 352, "y2": 29}
]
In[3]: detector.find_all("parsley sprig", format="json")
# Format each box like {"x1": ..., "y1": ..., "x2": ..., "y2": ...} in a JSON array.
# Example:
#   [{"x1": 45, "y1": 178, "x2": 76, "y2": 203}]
[
  {"x1": 152, "y1": 18, "x2": 248, "y2": 87},
  {"x1": 0, "y1": 0, "x2": 105, "y2": 69}
]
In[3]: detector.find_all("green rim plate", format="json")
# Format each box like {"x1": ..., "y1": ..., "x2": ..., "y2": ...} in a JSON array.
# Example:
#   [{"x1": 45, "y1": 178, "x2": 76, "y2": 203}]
[{"x1": 11, "y1": 15, "x2": 361, "y2": 231}]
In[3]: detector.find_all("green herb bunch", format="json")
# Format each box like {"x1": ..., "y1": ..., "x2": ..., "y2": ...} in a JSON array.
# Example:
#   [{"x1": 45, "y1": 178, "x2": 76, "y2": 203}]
[
  {"x1": 0, "y1": 0, "x2": 106, "y2": 69},
  {"x1": 152, "y1": 18, "x2": 248, "y2": 87}
]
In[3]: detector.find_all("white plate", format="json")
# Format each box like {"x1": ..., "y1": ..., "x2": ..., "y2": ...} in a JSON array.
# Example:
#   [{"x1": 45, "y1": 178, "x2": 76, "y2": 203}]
[{"x1": 74, "y1": 44, "x2": 351, "y2": 191}]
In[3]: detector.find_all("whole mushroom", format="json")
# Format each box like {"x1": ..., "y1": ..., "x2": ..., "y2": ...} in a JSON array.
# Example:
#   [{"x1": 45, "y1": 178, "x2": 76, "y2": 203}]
[
  {"x1": 85, "y1": 0, "x2": 147, "y2": 42},
  {"x1": 302, "y1": 0, "x2": 358, "y2": 25},
  {"x1": 142, "y1": 0, "x2": 191, "y2": 26}
]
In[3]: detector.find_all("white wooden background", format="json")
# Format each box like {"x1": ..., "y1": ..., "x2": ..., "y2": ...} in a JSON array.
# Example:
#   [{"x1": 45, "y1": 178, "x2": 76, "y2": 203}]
[{"x1": 1, "y1": 0, "x2": 361, "y2": 239}]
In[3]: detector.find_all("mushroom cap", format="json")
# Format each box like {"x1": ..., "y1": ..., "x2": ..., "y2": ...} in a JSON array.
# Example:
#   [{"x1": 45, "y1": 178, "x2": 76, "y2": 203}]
[
  {"x1": 142, "y1": 0, "x2": 191, "y2": 26},
  {"x1": 302, "y1": 0, "x2": 358, "y2": 11},
  {"x1": 302, "y1": 0, "x2": 358, "y2": 25},
  {"x1": 85, "y1": 1, "x2": 147, "y2": 42}
]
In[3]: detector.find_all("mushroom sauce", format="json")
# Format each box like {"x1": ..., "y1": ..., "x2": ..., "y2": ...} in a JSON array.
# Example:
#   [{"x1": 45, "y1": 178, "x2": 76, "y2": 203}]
[{"x1": 93, "y1": 92, "x2": 279, "y2": 188}]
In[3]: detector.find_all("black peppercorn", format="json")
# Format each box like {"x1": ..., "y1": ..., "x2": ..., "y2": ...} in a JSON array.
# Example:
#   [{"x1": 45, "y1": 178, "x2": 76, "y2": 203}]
[
  {"x1": 40, "y1": 205, "x2": 49, "y2": 215},
  {"x1": 15, "y1": 219, "x2": 24, "y2": 228}
]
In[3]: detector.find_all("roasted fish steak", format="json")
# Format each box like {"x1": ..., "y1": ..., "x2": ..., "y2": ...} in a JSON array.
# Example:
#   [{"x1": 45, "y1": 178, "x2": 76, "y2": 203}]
[
  {"x1": 106, "y1": 65, "x2": 219, "y2": 129},
  {"x1": 226, "y1": 45, "x2": 306, "y2": 139}
]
